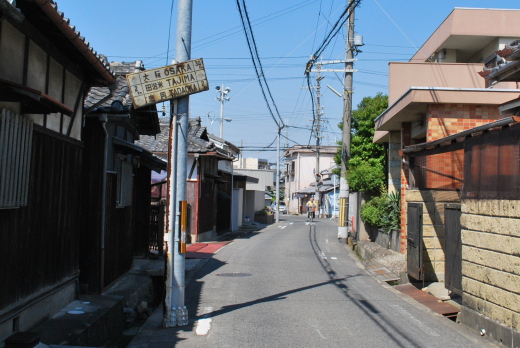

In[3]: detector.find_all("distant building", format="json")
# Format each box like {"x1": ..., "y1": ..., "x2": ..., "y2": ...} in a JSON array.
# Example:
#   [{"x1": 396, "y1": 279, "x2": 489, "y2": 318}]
[
  {"x1": 283, "y1": 145, "x2": 338, "y2": 215},
  {"x1": 234, "y1": 157, "x2": 271, "y2": 170}
]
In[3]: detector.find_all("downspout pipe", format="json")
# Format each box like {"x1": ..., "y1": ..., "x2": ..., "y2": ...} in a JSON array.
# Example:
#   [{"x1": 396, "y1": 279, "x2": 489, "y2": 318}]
[{"x1": 99, "y1": 113, "x2": 108, "y2": 292}]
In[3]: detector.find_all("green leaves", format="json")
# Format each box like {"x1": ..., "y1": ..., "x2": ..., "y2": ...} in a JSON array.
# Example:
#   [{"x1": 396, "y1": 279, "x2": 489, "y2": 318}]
[
  {"x1": 335, "y1": 93, "x2": 388, "y2": 193},
  {"x1": 336, "y1": 92, "x2": 399, "y2": 233},
  {"x1": 360, "y1": 190, "x2": 401, "y2": 234},
  {"x1": 347, "y1": 163, "x2": 385, "y2": 195}
]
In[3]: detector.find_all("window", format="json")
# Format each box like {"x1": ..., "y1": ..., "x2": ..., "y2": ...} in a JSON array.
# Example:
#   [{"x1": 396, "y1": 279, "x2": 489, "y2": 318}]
[
  {"x1": 116, "y1": 154, "x2": 133, "y2": 207},
  {"x1": 0, "y1": 109, "x2": 33, "y2": 208}
]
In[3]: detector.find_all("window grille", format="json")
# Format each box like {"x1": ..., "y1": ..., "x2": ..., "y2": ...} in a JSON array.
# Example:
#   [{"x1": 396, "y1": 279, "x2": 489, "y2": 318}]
[{"x1": 0, "y1": 109, "x2": 33, "y2": 208}]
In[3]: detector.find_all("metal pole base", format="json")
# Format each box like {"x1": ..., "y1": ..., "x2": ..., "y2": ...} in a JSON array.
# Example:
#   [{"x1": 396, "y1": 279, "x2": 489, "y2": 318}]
[{"x1": 338, "y1": 225, "x2": 348, "y2": 239}]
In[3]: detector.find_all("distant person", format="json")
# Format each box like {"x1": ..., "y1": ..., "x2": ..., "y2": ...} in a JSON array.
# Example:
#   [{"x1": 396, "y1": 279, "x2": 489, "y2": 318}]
[{"x1": 306, "y1": 198, "x2": 317, "y2": 221}]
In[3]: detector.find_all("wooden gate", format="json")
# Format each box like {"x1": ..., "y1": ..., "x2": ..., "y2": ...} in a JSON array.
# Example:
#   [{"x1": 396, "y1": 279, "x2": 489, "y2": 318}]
[
  {"x1": 407, "y1": 203, "x2": 423, "y2": 280},
  {"x1": 445, "y1": 203, "x2": 462, "y2": 295},
  {"x1": 149, "y1": 203, "x2": 165, "y2": 256}
]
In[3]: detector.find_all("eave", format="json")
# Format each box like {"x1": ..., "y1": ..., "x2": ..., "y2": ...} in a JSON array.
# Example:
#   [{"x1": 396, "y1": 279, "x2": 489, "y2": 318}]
[{"x1": 374, "y1": 87, "x2": 520, "y2": 135}]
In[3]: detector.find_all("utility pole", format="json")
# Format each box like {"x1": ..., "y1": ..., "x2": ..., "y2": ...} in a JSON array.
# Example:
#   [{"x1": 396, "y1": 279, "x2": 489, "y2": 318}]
[
  {"x1": 285, "y1": 118, "x2": 290, "y2": 213},
  {"x1": 275, "y1": 127, "x2": 281, "y2": 223},
  {"x1": 165, "y1": 0, "x2": 192, "y2": 328},
  {"x1": 338, "y1": 0, "x2": 355, "y2": 240},
  {"x1": 315, "y1": 66, "x2": 324, "y2": 212}
]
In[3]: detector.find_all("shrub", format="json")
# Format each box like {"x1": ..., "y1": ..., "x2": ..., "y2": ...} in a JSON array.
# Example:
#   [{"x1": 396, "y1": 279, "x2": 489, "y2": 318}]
[
  {"x1": 360, "y1": 190, "x2": 400, "y2": 234},
  {"x1": 360, "y1": 194, "x2": 387, "y2": 227},
  {"x1": 347, "y1": 163, "x2": 385, "y2": 195},
  {"x1": 255, "y1": 208, "x2": 271, "y2": 216}
]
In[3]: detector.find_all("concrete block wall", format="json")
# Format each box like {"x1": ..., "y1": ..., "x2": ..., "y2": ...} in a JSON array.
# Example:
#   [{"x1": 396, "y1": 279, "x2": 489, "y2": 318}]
[
  {"x1": 461, "y1": 199, "x2": 520, "y2": 333},
  {"x1": 405, "y1": 190, "x2": 460, "y2": 281}
]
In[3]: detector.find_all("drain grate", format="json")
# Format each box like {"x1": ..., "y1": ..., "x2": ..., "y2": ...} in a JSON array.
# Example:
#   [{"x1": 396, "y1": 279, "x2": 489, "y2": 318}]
[{"x1": 216, "y1": 272, "x2": 251, "y2": 277}]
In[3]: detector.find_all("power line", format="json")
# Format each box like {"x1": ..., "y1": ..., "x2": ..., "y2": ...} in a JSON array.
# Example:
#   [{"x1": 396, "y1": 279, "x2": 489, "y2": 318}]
[
  {"x1": 165, "y1": 0, "x2": 175, "y2": 65},
  {"x1": 235, "y1": 0, "x2": 284, "y2": 129}
]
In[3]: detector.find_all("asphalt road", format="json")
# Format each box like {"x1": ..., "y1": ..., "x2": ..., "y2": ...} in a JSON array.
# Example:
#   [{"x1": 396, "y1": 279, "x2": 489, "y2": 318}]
[{"x1": 174, "y1": 215, "x2": 495, "y2": 348}]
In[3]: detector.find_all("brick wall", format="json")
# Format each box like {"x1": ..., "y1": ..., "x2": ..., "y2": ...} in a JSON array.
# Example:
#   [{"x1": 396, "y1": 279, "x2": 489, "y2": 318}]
[
  {"x1": 422, "y1": 104, "x2": 499, "y2": 191},
  {"x1": 461, "y1": 199, "x2": 520, "y2": 331},
  {"x1": 399, "y1": 104, "x2": 501, "y2": 255},
  {"x1": 406, "y1": 190, "x2": 460, "y2": 281},
  {"x1": 427, "y1": 104, "x2": 501, "y2": 141},
  {"x1": 400, "y1": 123, "x2": 412, "y2": 254}
]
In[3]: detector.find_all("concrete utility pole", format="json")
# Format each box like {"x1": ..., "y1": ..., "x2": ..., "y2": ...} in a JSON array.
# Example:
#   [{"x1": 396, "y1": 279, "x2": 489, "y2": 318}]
[
  {"x1": 285, "y1": 118, "x2": 290, "y2": 213},
  {"x1": 275, "y1": 127, "x2": 281, "y2": 223},
  {"x1": 165, "y1": 0, "x2": 192, "y2": 328},
  {"x1": 338, "y1": 0, "x2": 355, "y2": 240},
  {"x1": 315, "y1": 66, "x2": 324, "y2": 210}
]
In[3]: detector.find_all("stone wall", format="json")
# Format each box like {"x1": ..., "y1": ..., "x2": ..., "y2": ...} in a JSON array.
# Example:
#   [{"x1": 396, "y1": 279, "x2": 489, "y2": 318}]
[
  {"x1": 405, "y1": 190, "x2": 460, "y2": 281},
  {"x1": 460, "y1": 199, "x2": 520, "y2": 334}
]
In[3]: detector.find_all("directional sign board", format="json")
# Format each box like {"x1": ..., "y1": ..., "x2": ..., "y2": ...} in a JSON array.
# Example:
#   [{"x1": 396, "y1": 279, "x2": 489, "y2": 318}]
[{"x1": 126, "y1": 58, "x2": 209, "y2": 108}]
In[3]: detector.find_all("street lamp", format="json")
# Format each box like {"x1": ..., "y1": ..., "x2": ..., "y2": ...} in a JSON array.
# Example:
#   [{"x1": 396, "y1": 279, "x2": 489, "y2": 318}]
[{"x1": 215, "y1": 84, "x2": 231, "y2": 138}]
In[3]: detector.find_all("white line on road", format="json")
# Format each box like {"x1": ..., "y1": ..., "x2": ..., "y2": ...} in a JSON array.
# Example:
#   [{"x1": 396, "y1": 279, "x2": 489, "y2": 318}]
[
  {"x1": 326, "y1": 239, "x2": 329, "y2": 243},
  {"x1": 195, "y1": 307, "x2": 213, "y2": 336},
  {"x1": 331, "y1": 257, "x2": 337, "y2": 260},
  {"x1": 310, "y1": 323, "x2": 327, "y2": 339},
  {"x1": 316, "y1": 327, "x2": 327, "y2": 339}
]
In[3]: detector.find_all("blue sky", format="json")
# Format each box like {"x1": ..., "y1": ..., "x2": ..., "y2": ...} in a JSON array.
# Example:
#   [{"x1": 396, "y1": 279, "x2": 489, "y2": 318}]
[{"x1": 58, "y1": 0, "x2": 520, "y2": 162}]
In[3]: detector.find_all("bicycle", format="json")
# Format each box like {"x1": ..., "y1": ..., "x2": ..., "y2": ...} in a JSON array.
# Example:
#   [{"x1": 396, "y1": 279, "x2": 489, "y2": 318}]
[{"x1": 307, "y1": 208, "x2": 315, "y2": 223}]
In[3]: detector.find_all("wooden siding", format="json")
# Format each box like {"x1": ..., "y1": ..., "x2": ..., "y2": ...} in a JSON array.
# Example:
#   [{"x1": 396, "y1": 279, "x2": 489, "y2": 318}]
[
  {"x1": 80, "y1": 119, "x2": 138, "y2": 292},
  {"x1": 0, "y1": 127, "x2": 82, "y2": 312},
  {"x1": 104, "y1": 174, "x2": 133, "y2": 288},
  {"x1": 133, "y1": 167, "x2": 152, "y2": 256}
]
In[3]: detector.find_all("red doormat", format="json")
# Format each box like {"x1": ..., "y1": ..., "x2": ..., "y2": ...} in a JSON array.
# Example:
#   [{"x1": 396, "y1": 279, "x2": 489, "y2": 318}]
[{"x1": 185, "y1": 242, "x2": 230, "y2": 259}]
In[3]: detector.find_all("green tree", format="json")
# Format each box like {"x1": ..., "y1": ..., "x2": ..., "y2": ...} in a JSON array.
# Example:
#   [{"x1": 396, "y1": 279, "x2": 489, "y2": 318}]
[{"x1": 334, "y1": 93, "x2": 388, "y2": 194}]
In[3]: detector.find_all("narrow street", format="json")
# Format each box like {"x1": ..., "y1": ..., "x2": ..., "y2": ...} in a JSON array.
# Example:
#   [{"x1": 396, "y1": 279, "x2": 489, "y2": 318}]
[{"x1": 157, "y1": 216, "x2": 495, "y2": 348}]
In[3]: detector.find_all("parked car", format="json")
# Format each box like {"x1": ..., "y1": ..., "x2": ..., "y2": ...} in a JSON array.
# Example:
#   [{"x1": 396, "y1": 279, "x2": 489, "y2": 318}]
[{"x1": 271, "y1": 202, "x2": 287, "y2": 214}]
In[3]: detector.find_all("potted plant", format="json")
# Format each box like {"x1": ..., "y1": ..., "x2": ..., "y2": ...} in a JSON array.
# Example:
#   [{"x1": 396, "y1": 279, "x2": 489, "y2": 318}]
[{"x1": 254, "y1": 207, "x2": 274, "y2": 224}]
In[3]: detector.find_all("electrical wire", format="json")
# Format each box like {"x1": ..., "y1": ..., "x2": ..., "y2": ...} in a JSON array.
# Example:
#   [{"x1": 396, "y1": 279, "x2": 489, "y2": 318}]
[
  {"x1": 373, "y1": 0, "x2": 418, "y2": 51},
  {"x1": 235, "y1": 0, "x2": 284, "y2": 129},
  {"x1": 165, "y1": 0, "x2": 175, "y2": 65},
  {"x1": 304, "y1": 0, "x2": 361, "y2": 147}
]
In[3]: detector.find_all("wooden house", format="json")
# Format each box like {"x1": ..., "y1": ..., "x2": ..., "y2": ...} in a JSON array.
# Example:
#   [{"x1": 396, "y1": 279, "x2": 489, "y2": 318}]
[
  {"x1": 81, "y1": 61, "x2": 164, "y2": 293},
  {"x1": 0, "y1": 1, "x2": 165, "y2": 344},
  {"x1": 138, "y1": 117, "x2": 240, "y2": 242},
  {"x1": 0, "y1": 0, "x2": 116, "y2": 342}
]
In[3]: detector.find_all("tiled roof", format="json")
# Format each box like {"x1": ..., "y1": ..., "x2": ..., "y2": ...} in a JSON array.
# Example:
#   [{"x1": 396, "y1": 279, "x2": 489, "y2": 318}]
[
  {"x1": 84, "y1": 61, "x2": 160, "y2": 135},
  {"x1": 480, "y1": 40, "x2": 520, "y2": 81},
  {"x1": 137, "y1": 117, "x2": 233, "y2": 155},
  {"x1": 84, "y1": 76, "x2": 132, "y2": 111}
]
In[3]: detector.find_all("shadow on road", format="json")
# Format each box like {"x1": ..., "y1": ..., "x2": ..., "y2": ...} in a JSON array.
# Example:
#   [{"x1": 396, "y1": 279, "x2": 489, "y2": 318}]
[{"x1": 308, "y1": 222, "x2": 425, "y2": 347}]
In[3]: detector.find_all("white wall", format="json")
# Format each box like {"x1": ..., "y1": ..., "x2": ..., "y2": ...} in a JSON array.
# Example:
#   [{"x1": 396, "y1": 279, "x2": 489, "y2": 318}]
[
  {"x1": 232, "y1": 188, "x2": 243, "y2": 231},
  {"x1": 234, "y1": 169, "x2": 274, "y2": 191}
]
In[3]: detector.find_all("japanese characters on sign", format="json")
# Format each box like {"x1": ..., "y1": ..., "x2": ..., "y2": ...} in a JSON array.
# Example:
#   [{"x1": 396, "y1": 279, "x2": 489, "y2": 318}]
[{"x1": 126, "y1": 58, "x2": 209, "y2": 108}]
